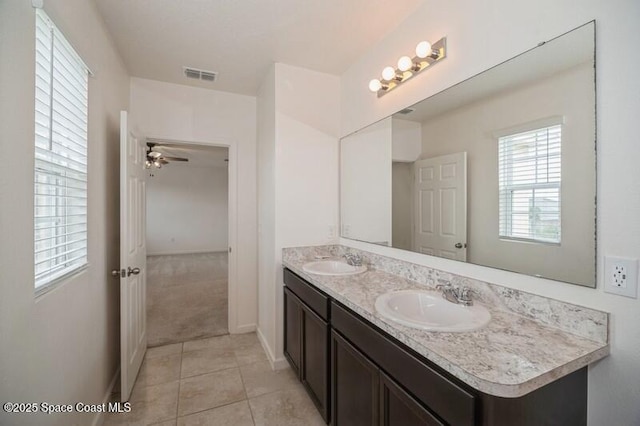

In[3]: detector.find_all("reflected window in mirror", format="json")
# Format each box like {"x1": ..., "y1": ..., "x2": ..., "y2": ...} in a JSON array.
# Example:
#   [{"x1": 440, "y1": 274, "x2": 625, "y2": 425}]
[{"x1": 498, "y1": 123, "x2": 562, "y2": 244}]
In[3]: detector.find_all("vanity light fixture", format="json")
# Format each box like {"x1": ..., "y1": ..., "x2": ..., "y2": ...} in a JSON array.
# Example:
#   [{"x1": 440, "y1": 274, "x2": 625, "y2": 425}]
[{"x1": 369, "y1": 37, "x2": 447, "y2": 97}]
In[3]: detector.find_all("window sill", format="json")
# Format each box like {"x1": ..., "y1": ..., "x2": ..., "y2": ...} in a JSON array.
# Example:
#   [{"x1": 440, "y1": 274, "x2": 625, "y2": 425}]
[{"x1": 34, "y1": 264, "x2": 89, "y2": 299}]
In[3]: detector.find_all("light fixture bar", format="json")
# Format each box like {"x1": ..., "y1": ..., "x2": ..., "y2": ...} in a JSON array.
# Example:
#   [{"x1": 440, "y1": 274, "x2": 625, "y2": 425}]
[{"x1": 369, "y1": 36, "x2": 447, "y2": 98}]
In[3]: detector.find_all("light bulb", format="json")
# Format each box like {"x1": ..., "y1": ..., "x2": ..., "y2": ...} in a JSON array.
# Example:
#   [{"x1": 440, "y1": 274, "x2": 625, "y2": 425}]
[
  {"x1": 153, "y1": 160, "x2": 162, "y2": 169},
  {"x1": 415, "y1": 41, "x2": 432, "y2": 59},
  {"x1": 397, "y1": 56, "x2": 413, "y2": 72},
  {"x1": 381, "y1": 66, "x2": 396, "y2": 81},
  {"x1": 145, "y1": 160, "x2": 152, "y2": 169},
  {"x1": 369, "y1": 79, "x2": 382, "y2": 92}
]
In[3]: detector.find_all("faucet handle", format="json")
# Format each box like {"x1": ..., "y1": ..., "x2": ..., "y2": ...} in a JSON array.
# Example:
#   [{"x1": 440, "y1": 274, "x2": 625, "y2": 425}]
[
  {"x1": 435, "y1": 282, "x2": 452, "y2": 290},
  {"x1": 458, "y1": 286, "x2": 474, "y2": 304},
  {"x1": 343, "y1": 253, "x2": 363, "y2": 266}
]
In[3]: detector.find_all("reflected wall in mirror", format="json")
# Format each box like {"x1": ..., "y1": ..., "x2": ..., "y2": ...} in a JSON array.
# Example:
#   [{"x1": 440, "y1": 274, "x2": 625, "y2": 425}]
[{"x1": 341, "y1": 22, "x2": 596, "y2": 287}]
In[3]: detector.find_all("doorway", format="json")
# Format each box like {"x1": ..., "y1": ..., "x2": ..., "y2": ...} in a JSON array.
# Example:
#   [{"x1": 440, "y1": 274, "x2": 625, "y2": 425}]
[{"x1": 144, "y1": 140, "x2": 231, "y2": 346}]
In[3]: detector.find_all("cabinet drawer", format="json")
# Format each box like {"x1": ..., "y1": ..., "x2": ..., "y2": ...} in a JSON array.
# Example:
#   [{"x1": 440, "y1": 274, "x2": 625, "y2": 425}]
[
  {"x1": 284, "y1": 268, "x2": 329, "y2": 321},
  {"x1": 332, "y1": 302, "x2": 476, "y2": 426}
]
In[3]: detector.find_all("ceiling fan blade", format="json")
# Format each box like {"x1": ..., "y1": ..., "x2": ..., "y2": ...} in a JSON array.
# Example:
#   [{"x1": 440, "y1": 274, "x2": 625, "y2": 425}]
[
  {"x1": 147, "y1": 141, "x2": 215, "y2": 151},
  {"x1": 158, "y1": 159, "x2": 169, "y2": 165},
  {"x1": 163, "y1": 156, "x2": 189, "y2": 162}
]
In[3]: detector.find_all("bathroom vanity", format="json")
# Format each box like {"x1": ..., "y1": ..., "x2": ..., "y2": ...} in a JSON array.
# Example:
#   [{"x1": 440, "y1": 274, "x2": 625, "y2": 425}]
[{"x1": 282, "y1": 245, "x2": 609, "y2": 426}]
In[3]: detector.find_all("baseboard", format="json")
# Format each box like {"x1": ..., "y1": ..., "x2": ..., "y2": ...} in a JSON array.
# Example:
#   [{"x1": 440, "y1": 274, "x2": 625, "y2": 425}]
[
  {"x1": 147, "y1": 249, "x2": 227, "y2": 256},
  {"x1": 255, "y1": 327, "x2": 290, "y2": 370},
  {"x1": 92, "y1": 367, "x2": 120, "y2": 426},
  {"x1": 231, "y1": 323, "x2": 256, "y2": 334}
]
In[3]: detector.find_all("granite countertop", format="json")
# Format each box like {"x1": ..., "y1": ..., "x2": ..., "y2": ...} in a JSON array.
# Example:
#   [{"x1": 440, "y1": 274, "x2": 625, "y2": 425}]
[{"x1": 282, "y1": 247, "x2": 610, "y2": 398}]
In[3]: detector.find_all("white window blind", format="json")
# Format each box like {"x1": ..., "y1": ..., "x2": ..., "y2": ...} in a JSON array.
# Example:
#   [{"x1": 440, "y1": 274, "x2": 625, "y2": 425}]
[
  {"x1": 498, "y1": 124, "x2": 561, "y2": 244},
  {"x1": 34, "y1": 9, "x2": 89, "y2": 291}
]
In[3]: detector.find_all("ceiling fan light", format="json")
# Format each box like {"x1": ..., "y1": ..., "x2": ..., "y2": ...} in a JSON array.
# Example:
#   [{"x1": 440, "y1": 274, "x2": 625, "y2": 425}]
[{"x1": 149, "y1": 151, "x2": 162, "y2": 159}]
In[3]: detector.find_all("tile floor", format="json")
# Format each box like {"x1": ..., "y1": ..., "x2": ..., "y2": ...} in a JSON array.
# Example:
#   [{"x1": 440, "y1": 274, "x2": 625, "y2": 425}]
[
  {"x1": 104, "y1": 333, "x2": 325, "y2": 426},
  {"x1": 147, "y1": 252, "x2": 229, "y2": 346}
]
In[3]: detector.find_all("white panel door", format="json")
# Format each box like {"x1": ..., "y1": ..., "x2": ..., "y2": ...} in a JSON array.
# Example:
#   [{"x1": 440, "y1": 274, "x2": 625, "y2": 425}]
[
  {"x1": 413, "y1": 153, "x2": 467, "y2": 261},
  {"x1": 119, "y1": 111, "x2": 147, "y2": 401}
]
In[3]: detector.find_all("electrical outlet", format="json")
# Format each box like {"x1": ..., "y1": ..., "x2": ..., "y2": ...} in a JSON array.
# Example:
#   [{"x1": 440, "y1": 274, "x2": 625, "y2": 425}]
[{"x1": 604, "y1": 256, "x2": 638, "y2": 298}]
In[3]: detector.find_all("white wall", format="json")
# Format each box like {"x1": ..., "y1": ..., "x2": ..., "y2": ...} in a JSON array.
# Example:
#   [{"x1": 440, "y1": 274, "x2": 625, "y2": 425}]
[
  {"x1": 340, "y1": 1, "x2": 640, "y2": 424},
  {"x1": 0, "y1": 1, "x2": 129, "y2": 424},
  {"x1": 392, "y1": 162, "x2": 413, "y2": 251},
  {"x1": 392, "y1": 117, "x2": 421, "y2": 162},
  {"x1": 146, "y1": 164, "x2": 228, "y2": 255},
  {"x1": 130, "y1": 77, "x2": 257, "y2": 333},
  {"x1": 257, "y1": 65, "x2": 277, "y2": 361},
  {"x1": 341, "y1": 118, "x2": 392, "y2": 245},
  {"x1": 257, "y1": 63, "x2": 340, "y2": 367},
  {"x1": 420, "y1": 63, "x2": 595, "y2": 285}
]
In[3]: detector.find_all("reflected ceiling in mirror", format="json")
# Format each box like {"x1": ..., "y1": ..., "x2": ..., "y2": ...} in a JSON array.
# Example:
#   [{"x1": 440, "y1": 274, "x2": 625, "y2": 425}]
[{"x1": 340, "y1": 22, "x2": 596, "y2": 287}]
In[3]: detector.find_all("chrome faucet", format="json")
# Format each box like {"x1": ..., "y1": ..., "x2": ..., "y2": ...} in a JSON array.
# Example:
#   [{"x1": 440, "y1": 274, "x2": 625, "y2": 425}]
[
  {"x1": 343, "y1": 253, "x2": 363, "y2": 267},
  {"x1": 435, "y1": 283, "x2": 474, "y2": 306}
]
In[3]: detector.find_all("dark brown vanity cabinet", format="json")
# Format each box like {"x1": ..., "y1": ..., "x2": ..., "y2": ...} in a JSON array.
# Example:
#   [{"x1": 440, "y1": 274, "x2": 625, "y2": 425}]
[
  {"x1": 331, "y1": 329, "x2": 444, "y2": 426},
  {"x1": 283, "y1": 270, "x2": 330, "y2": 422},
  {"x1": 283, "y1": 268, "x2": 588, "y2": 426},
  {"x1": 331, "y1": 330, "x2": 379, "y2": 425}
]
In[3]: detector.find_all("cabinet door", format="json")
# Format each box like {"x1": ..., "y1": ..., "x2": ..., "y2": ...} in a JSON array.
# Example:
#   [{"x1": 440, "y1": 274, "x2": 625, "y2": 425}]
[
  {"x1": 302, "y1": 304, "x2": 329, "y2": 422},
  {"x1": 331, "y1": 330, "x2": 379, "y2": 426},
  {"x1": 284, "y1": 287, "x2": 302, "y2": 376},
  {"x1": 380, "y1": 372, "x2": 445, "y2": 426}
]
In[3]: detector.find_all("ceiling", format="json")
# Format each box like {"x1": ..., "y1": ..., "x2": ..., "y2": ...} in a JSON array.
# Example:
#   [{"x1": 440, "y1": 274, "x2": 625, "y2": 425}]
[{"x1": 95, "y1": 0, "x2": 425, "y2": 96}]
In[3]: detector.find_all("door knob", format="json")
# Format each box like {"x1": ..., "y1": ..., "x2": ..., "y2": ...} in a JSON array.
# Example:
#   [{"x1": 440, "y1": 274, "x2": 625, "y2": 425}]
[
  {"x1": 455, "y1": 243, "x2": 463, "y2": 249},
  {"x1": 111, "y1": 269, "x2": 123, "y2": 278},
  {"x1": 127, "y1": 267, "x2": 141, "y2": 276}
]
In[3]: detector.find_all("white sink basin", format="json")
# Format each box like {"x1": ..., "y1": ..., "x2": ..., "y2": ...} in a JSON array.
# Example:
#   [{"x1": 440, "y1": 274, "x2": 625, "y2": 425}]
[
  {"x1": 302, "y1": 260, "x2": 366, "y2": 276},
  {"x1": 375, "y1": 289, "x2": 491, "y2": 332}
]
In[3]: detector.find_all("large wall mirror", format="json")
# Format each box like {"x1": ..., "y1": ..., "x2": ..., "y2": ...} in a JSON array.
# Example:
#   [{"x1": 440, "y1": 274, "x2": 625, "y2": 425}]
[{"x1": 341, "y1": 22, "x2": 596, "y2": 287}]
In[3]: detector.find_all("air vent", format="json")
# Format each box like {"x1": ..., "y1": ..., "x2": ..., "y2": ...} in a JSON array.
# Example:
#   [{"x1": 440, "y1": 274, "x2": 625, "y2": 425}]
[
  {"x1": 397, "y1": 108, "x2": 415, "y2": 115},
  {"x1": 183, "y1": 67, "x2": 217, "y2": 82}
]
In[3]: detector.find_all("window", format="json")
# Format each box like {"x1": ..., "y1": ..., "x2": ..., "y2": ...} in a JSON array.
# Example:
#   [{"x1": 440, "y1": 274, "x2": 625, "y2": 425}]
[
  {"x1": 498, "y1": 123, "x2": 561, "y2": 244},
  {"x1": 34, "y1": 9, "x2": 89, "y2": 291}
]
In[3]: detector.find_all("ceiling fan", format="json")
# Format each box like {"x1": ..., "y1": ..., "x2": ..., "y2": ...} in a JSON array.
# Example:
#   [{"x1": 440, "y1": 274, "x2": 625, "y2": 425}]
[{"x1": 145, "y1": 142, "x2": 189, "y2": 169}]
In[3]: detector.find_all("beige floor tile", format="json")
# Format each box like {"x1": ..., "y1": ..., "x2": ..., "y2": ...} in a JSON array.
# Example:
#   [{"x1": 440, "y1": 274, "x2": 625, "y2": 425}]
[
  {"x1": 235, "y1": 344, "x2": 269, "y2": 366},
  {"x1": 183, "y1": 334, "x2": 232, "y2": 353},
  {"x1": 240, "y1": 361, "x2": 299, "y2": 398},
  {"x1": 229, "y1": 332, "x2": 261, "y2": 350},
  {"x1": 178, "y1": 368, "x2": 246, "y2": 417},
  {"x1": 150, "y1": 420, "x2": 177, "y2": 426},
  {"x1": 147, "y1": 343, "x2": 183, "y2": 359},
  {"x1": 134, "y1": 353, "x2": 182, "y2": 388},
  {"x1": 176, "y1": 400, "x2": 254, "y2": 426},
  {"x1": 103, "y1": 381, "x2": 179, "y2": 426},
  {"x1": 230, "y1": 333, "x2": 268, "y2": 366},
  {"x1": 248, "y1": 385, "x2": 325, "y2": 426},
  {"x1": 181, "y1": 346, "x2": 238, "y2": 378}
]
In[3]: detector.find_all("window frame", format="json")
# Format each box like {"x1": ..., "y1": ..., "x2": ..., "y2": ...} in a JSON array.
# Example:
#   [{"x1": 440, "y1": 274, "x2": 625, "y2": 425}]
[
  {"x1": 497, "y1": 118, "x2": 563, "y2": 245},
  {"x1": 34, "y1": 8, "x2": 91, "y2": 295}
]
